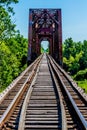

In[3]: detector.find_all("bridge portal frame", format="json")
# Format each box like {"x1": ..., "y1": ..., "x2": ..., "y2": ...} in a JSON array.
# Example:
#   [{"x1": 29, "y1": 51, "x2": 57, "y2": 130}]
[{"x1": 27, "y1": 9, "x2": 62, "y2": 65}]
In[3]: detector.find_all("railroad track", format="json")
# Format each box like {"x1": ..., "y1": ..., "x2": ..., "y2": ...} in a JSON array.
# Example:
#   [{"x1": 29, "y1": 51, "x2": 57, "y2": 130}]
[
  {"x1": 48, "y1": 54, "x2": 87, "y2": 129},
  {"x1": 0, "y1": 55, "x2": 42, "y2": 129},
  {"x1": 18, "y1": 54, "x2": 64, "y2": 130},
  {"x1": 0, "y1": 54, "x2": 87, "y2": 130}
]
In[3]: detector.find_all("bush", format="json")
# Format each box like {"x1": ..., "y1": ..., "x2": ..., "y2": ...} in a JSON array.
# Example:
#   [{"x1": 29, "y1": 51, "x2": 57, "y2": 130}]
[{"x1": 74, "y1": 69, "x2": 87, "y2": 81}]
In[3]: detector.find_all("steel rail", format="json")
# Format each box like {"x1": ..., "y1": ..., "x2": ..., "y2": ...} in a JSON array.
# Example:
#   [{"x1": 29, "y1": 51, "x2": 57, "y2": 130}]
[
  {"x1": 18, "y1": 58, "x2": 40, "y2": 130},
  {"x1": 18, "y1": 54, "x2": 62, "y2": 130},
  {"x1": 48, "y1": 55, "x2": 87, "y2": 130},
  {"x1": 48, "y1": 60, "x2": 67, "y2": 130},
  {"x1": 0, "y1": 55, "x2": 43, "y2": 104},
  {"x1": 0, "y1": 55, "x2": 42, "y2": 129},
  {"x1": 50, "y1": 55, "x2": 87, "y2": 102}
]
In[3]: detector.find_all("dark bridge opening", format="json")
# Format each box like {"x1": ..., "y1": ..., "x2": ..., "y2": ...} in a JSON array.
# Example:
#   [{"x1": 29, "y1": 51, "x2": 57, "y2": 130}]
[{"x1": 27, "y1": 9, "x2": 62, "y2": 65}]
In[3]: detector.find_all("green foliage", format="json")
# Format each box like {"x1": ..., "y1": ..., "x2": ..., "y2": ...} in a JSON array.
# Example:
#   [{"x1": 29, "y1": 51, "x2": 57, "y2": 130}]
[
  {"x1": 63, "y1": 38, "x2": 87, "y2": 93},
  {"x1": 0, "y1": 0, "x2": 18, "y2": 5},
  {"x1": 76, "y1": 80, "x2": 87, "y2": 93},
  {"x1": 0, "y1": 0, "x2": 28, "y2": 92},
  {"x1": 0, "y1": 0, "x2": 18, "y2": 14},
  {"x1": 63, "y1": 37, "x2": 87, "y2": 75},
  {"x1": 0, "y1": 6, "x2": 16, "y2": 40},
  {"x1": 79, "y1": 40, "x2": 87, "y2": 69},
  {"x1": 41, "y1": 47, "x2": 44, "y2": 53},
  {"x1": 63, "y1": 38, "x2": 76, "y2": 59},
  {"x1": 74, "y1": 69, "x2": 87, "y2": 81},
  {"x1": 0, "y1": 0, "x2": 18, "y2": 40},
  {"x1": 45, "y1": 48, "x2": 49, "y2": 53},
  {"x1": 41, "y1": 46, "x2": 49, "y2": 53},
  {"x1": 0, "y1": 35, "x2": 28, "y2": 91}
]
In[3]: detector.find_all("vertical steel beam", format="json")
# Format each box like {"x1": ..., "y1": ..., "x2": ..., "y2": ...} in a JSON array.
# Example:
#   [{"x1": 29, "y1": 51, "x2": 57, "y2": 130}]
[
  {"x1": 36, "y1": 34, "x2": 39, "y2": 55},
  {"x1": 27, "y1": 9, "x2": 32, "y2": 64},
  {"x1": 57, "y1": 9, "x2": 62, "y2": 65}
]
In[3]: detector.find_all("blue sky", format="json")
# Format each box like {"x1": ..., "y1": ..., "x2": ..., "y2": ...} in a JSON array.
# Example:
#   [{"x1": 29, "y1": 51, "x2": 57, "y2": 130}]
[{"x1": 12, "y1": 0, "x2": 87, "y2": 42}]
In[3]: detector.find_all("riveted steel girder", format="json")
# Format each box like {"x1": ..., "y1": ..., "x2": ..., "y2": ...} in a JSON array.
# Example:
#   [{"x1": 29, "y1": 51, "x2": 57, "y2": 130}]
[{"x1": 28, "y1": 9, "x2": 62, "y2": 65}]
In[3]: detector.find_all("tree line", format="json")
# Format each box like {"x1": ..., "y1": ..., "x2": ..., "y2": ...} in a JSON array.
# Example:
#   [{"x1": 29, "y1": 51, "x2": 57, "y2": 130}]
[
  {"x1": 63, "y1": 38, "x2": 87, "y2": 81},
  {"x1": 0, "y1": 0, "x2": 28, "y2": 92}
]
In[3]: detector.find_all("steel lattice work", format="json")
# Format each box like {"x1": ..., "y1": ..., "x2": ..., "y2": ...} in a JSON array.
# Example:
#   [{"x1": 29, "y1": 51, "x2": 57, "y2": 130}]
[{"x1": 28, "y1": 9, "x2": 62, "y2": 65}]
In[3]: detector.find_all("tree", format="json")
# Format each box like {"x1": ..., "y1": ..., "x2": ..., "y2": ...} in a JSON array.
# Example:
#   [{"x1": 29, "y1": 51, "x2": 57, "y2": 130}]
[
  {"x1": 7, "y1": 34, "x2": 28, "y2": 69},
  {"x1": 0, "y1": 0, "x2": 29, "y2": 92},
  {"x1": 0, "y1": 0, "x2": 19, "y2": 40},
  {"x1": 0, "y1": 0, "x2": 18, "y2": 14},
  {"x1": 0, "y1": 6, "x2": 16, "y2": 40},
  {"x1": 63, "y1": 38, "x2": 83, "y2": 74},
  {"x1": 79, "y1": 40, "x2": 87, "y2": 69},
  {"x1": 0, "y1": 41, "x2": 19, "y2": 90},
  {"x1": 63, "y1": 38, "x2": 77, "y2": 59},
  {"x1": 0, "y1": 35, "x2": 28, "y2": 91}
]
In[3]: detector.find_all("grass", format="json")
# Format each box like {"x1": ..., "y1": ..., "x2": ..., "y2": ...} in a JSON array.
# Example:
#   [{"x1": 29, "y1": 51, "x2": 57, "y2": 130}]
[
  {"x1": 76, "y1": 80, "x2": 87, "y2": 93},
  {"x1": 0, "y1": 86, "x2": 6, "y2": 93}
]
